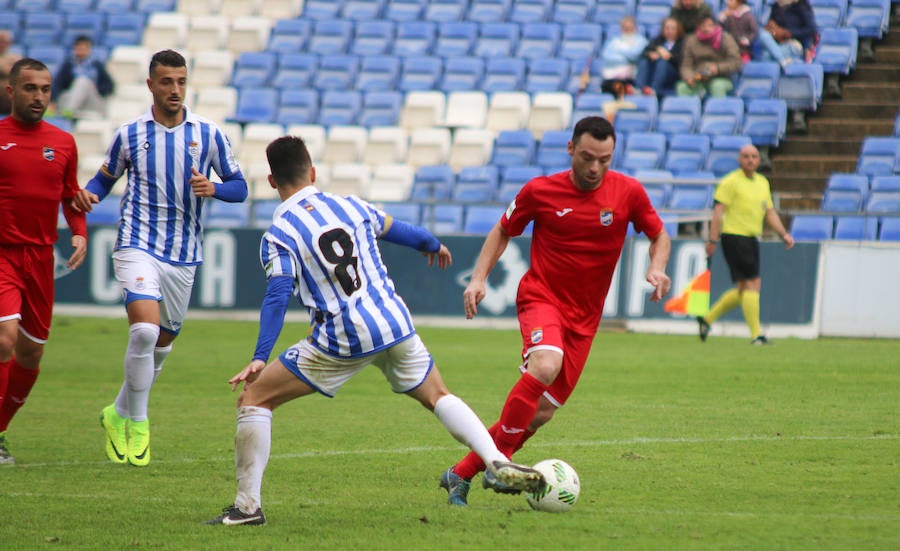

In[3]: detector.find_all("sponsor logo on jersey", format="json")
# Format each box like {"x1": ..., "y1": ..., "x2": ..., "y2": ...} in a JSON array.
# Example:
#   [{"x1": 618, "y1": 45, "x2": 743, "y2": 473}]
[
  {"x1": 42, "y1": 146, "x2": 55, "y2": 161},
  {"x1": 556, "y1": 208, "x2": 573, "y2": 217},
  {"x1": 1, "y1": 142, "x2": 16, "y2": 150},
  {"x1": 600, "y1": 208, "x2": 614, "y2": 226},
  {"x1": 531, "y1": 327, "x2": 543, "y2": 344}
]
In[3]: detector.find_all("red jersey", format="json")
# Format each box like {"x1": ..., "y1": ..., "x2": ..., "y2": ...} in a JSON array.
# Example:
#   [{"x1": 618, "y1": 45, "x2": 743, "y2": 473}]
[
  {"x1": 0, "y1": 117, "x2": 86, "y2": 246},
  {"x1": 502, "y1": 169, "x2": 663, "y2": 334}
]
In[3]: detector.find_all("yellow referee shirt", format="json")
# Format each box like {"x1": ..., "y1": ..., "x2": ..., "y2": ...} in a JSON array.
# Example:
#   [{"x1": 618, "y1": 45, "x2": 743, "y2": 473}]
[{"x1": 713, "y1": 169, "x2": 774, "y2": 238}]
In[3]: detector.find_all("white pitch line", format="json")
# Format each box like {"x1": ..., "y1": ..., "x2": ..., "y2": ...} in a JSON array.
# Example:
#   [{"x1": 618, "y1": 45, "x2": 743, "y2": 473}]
[{"x1": 7, "y1": 433, "x2": 896, "y2": 470}]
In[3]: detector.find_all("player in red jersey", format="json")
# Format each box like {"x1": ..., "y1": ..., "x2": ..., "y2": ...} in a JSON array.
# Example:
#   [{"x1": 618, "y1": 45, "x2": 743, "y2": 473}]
[
  {"x1": 0, "y1": 58, "x2": 87, "y2": 464},
  {"x1": 440, "y1": 116, "x2": 672, "y2": 505}
]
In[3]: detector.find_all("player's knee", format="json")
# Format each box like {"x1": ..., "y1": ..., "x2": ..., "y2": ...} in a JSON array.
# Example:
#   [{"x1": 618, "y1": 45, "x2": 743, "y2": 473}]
[{"x1": 129, "y1": 322, "x2": 160, "y2": 349}]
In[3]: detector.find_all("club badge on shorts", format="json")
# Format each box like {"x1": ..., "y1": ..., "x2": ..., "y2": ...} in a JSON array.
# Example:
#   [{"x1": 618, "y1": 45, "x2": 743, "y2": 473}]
[
  {"x1": 530, "y1": 327, "x2": 543, "y2": 344},
  {"x1": 600, "y1": 208, "x2": 613, "y2": 226},
  {"x1": 42, "y1": 146, "x2": 55, "y2": 161}
]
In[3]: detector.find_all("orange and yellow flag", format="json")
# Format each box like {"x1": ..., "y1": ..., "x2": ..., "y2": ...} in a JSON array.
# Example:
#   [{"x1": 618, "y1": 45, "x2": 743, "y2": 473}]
[{"x1": 664, "y1": 269, "x2": 710, "y2": 317}]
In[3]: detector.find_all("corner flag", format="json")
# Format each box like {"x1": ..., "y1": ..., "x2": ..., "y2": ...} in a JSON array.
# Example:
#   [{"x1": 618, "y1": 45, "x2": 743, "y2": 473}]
[{"x1": 664, "y1": 269, "x2": 710, "y2": 317}]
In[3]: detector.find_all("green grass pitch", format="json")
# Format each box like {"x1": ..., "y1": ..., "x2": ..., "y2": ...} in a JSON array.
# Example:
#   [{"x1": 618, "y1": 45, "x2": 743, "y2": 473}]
[{"x1": 0, "y1": 316, "x2": 897, "y2": 550}]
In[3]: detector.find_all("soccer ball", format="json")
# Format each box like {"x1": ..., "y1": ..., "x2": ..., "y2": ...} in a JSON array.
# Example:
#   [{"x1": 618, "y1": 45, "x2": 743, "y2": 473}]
[{"x1": 525, "y1": 459, "x2": 580, "y2": 513}]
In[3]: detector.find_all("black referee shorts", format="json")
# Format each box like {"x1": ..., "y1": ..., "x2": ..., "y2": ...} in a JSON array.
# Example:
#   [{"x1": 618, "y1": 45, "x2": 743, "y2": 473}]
[{"x1": 721, "y1": 233, "x2": 760, "y2": 281}]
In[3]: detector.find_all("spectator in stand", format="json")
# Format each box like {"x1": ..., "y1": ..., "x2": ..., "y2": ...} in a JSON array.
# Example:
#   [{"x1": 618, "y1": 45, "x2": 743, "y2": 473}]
[
  {"x1": 51, "y1": 36, "x2": 114, "y2": 119},
  {"x1": 669, "y1": 0, "x2": 714, "y2": 35},
  {"x1": 0, "y1": 31, "x2": 23, "y2": 115},
  {"x1": 675, "y1": 16, "x2": 743, "y2": 98},
  {"x1": 599, "y1": 16, "x2": 648, "y2": 96},
  {"x1": 634, "y1": 17, "x2": 685, "y2": 97},
  {"x1": 718, "y1": 0, "x2": 758, "y2": 63}
]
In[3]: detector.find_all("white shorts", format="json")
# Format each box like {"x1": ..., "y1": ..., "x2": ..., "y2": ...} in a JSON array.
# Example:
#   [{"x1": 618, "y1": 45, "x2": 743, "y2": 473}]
[
  {"x1": 279, "y1": 334, "x2": 433, "y2": 398},
  {"x1": 112, "y1": 248, "x2": 196, "y2": 335}
]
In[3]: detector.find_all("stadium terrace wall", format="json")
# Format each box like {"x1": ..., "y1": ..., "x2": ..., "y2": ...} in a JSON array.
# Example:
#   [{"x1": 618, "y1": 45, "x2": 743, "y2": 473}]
[{"x1": 52, "y1": 228, "x2": 897, "y2": 338}]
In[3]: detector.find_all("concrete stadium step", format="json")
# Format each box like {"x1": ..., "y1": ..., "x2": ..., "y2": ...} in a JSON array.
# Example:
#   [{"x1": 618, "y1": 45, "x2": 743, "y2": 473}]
[
  {"x1": 804, "y1": 116, "x2": 896, "y2": 139},
  {"x1": 775, "y1": 136, "x2": 862, "y2": 156},
  {"x1": 769, "y1": 154, "x2": 858, "y2": 175},
  {"x1": 816, "y1": 100, "x2": 896, "y2": 120},
  {"x1": 840, "y1": 82, "x2": 900, "y2": 102}
]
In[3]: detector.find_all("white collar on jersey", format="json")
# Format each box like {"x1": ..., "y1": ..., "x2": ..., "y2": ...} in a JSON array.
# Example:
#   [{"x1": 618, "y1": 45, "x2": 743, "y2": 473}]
[
  {"x1": 138, "y1": 104, "x2": 200, "y2": 128},
  {"x1": 273, "y1": 185, "x2": 320, "y2": 219}
]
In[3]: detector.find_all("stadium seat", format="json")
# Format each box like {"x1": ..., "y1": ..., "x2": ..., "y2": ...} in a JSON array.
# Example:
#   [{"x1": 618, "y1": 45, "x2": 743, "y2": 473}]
[
  {"x1": 271, "y1": 53, "x2": 318, "y2": 90},
  {"x1": 621, "y1": 132, "x2": 667, "y2": 172},
  {"x1": 364, "y1": 126, "x2": 408, "y2": 165},
  {"x1": 318, "y1": 90, "x2": 362, "y2": 126},
  {"x1": 833, "y1": 216, "x2": 878, "y2": 240},
  {"x1": 777, "y1": 62, "x2": 824, "y2": 112},
  {"x1": 448, "y1": 128, "x2": 494, "y2": 171},
  {"x1": 260, "y1": 0, "x2": 305, "y2": 18},
  {"x1": 392, "y1": 20, "x2": 436, "y2": 56},
  {"x1": 870, "y1": 175, "x2": 900, "y2": 192},
  {"x1": 821, "y1": 190, "x2": 863, "y2": 212},
  {"x1": 343, "y1": 0, "x2": 387, "y2": 20},
  {"x1": 63, "y1": 13, "x2": 104, "y2": 46},
  {"x1": 474, "y1": 22, "x2": 520, "y2": 58},
  {"x1": 195, "y1": 86, "x2": 238, "y2": 128},
  {"x1": 231, "y1": 51, "x2": 277, "y2": 89},
  {"x1": 426, "y1": 203, "x2": 464, "y2": 234},
  {"x1": 191, "y1": 50, "x2": 234, "y2": 88},
  {"x1": 463, "y1": 205, "x2": 506, "y2": 234},
  {"x1": 204, "y1": 201, "x2": 250, "y2": 228},
  {"x1": 810, "y1": 0, "x2": 848, "y2": 28},
  {"x1": 104, "y1": 13, "x2": 145, "y2": 48},
  {"x1": 383, "y1": 0, "x2": 427, "y2": 21},
  {"x1": 826, "y1": 173, "x2": 869, "y2": 194},
  {"x1": 22, "y1": 13, "x2": 64, "y2": 46},
  {"x1": 667, "y1": 185, "x2": 713, "y2": 210},
  {"x1": 699, "y1": 97, "x2": 744, "y2": 136},
  {"x1": 267, "y1": 18, "x2": 311, "y2": 53},
  {"x1": 864, "y1": 191, "x2": 900, "y2": 213},
  {"x1": 399, "y1": 56, "x2": 443, "y2": 92},
  {"x1": 741, "y1": 98, "x2": 788, "y2": 148},
  {"x1": 453, "y1": 166, "x2": 499, "y2": 202},
  {"x1": 637, "y1": 180, "x2": 672, "y2": 210},
  {"x1": 557, "y1": 0, "x2": 597, "y2": 23},
  {"x1": 186, "y1": 14, "x2": 229, "y2": 52},
  {"x1": 656, "y1": 96, "x2": 702, "y2": 137},
  {"x1": 535, "y1": 130, "x2": 572, "y2": 170},
  {"x1": 467, "y1": 0, "x2": 512, "y2": 22},
  {"x1": 86, "y1": 195, "x2": 123, "y2": 226},
  {"x1": 27, "y1": 46, "x2": 65, "y2": 77},
  {"x1": 846, "y1": 0, "x2": 890, "y2": 39},
  {"x1": 558, "y1": 23, "x2": 602, "y2": 63},
  {"x1": 425, "y1": 0, "x2": 469, "y2": 21},
  {"x1": 407, "y1": 127, "x2": 452, "y2": 168},
  {"x1": 510, "y1": 0, "x2": 554, "y2": 23},
  {"x1": 251, "y1": 199, "x2": 280, "y2": 229},
  {"x1": 57, "y1": 0, "x2": 94, "y2": 12},
  {"x1": 276, "y1": 89, "x2": 319, "y2": 126},
  {"x1": 612, "y1": 95, "x2": 659, "y2": 134},
  {"x1": 96, "y1": 0, "x2": 135, "y2": 13},
  {"x1": 308, "y1": 19, "x2": 353, "y2": 56},
  {"x1": 399, "y1": 90, "x2": 446, "y2": 130},
  {"x1": 313, "y1": 55, "x2": 359, "y2": 91},
  {"x1": 528, "y1": 92, "x2": 573, "y2": 139},
  {"x1": 358, "y1": 91, "x2": 403, "y2": 127},
  {"x1": 790, "y1": 214, "x2": 834, "y2": 241},
  {"x1": 231, "y1": 88, "x2": 279, "y2": 124},
  {"x1": 572, "y1": 92, "x2": 614, "y2": 124},
  {"x1": 705, "y1": 135, "x2": 753, "y2": 177},
  {"x1": 878, "y1": 217, "x2": 900, "y2": 240},
  {"x1": 442, "y1": 90, "x2": 488, "y2": 129},
  {"x1": 356, "y1": 55, "x2": 401, "y2": 93},
  {"x1": 496, "y1": 165, "x2": 543, "y2": 201},
  {"x1": 524, "y1": 57, "x2": 570, "y2": 94},
  {"x1": 485, "y1": 91, "x2": 532, "y2": 132},
  {"x1": 141, "y1": 12, "x2": 187, "y2": 51},
  {"x1": 238, "y1": 124, "x2": 285, "y2": 167},
  {"x1": 303, "y1": 0, "x2": 343, "y2": 19},
  {"x1": 439, "y1": 56, "x2": 485, "y2": 93},
  {"x1": 350, "y1": 19, "x2": 395, "y2": 56},
  {"x1": 411, "y1": 164, "x2": 454, "y2": 200},
  {"x1": 327, "y1": 163, "x2": 372, "y2": 198},
  {"x1": 635, "y1": 2, "x2": 670, "y2": 30},
  {"x1": 664, "y1": 133, "x2": 710, "y2": 174},
  {"x1": 136, "y1": 0, "x2": 176, "y2": 12},
  {"x1": 814, "y1": 27, "x2": 858, "y2": 75},
  {"x1": 734, "y1": 61, "x2": 780, "y2": 100},
  {"x1": 0, "y1": 13, "x2": 21, "y2": 39},
  {"x1": 226, "y1": 16, "x2": 272, "y2": 54},
  {"x1": 481, "y1": 57, "x2": 527, "y2": 93},
  {"x1": 380, "y1": 202, "x2": 421, "y2": 226},
  {"x1": 434, "y1": 21, "x2": 477, "y2": 57},
  {"x1": 491, "y1": 130, "x2": 537, "y2": 167},
  {"x1": 856, "y1": 137, "x2": 900, "y2": 178},
  {"x1": 516, "y1": 22, "x2": 562, "y2": 60},
  {"x1": 286, "y1": 124, "x2": 326, "y2": 161},
  {"x1": 368, "y1": 164, "x2": 415, "y2": 202}
]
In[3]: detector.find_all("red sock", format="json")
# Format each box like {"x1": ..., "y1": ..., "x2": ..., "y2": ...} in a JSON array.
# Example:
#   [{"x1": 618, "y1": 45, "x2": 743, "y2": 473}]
[
  {"x1": 0, "y1": 359, "x2": 39, "y2": 432},
  {"x1": 0, "y1": 358, "x2": 11, "y2": 410}
]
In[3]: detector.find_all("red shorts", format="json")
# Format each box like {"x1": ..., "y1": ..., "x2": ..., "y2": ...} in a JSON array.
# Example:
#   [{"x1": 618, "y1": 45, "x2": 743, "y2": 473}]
[
  {"x1": 0, "y1": 244, "x2": 55, "y2": 342},
  {"x1": 517, "y1": 300, "x2": 596, "y2": 407}
]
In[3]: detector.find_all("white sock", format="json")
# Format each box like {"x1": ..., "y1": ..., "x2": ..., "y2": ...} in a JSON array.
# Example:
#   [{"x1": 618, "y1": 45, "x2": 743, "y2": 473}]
[
  {"x1": 152, "y1": 344, "x2": 172, "y2": 384},
  {"x1": 123, "y1": 322, "x2": 159, "y2": 422},
  {"x1": 433, "y1": 394, "x2": 507, "y2": 467},
  {"x1": 234, "y1": 406, "x2": 272, "y2": 514}
]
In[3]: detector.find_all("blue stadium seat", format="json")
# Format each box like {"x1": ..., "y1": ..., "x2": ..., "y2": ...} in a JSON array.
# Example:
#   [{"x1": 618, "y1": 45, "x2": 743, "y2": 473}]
[
  {"x1": 870, "y1": 175, "x2": 900, "y2": 192},
  {"x1": 103, "y1": 13, "x2": 144, "y2": 47},
  {"x1": 878, "y1": 217, "x2": 900, "y2": 240},
  {"x1": 463, "y1": 205, "x2": 506, "y2": 234},
  {"x1": 481, "y1": 56, "x2": 526, "y2": 92},
  {"x1": 856, "y1": 137, "x2": 900, "y2": 178},
  {"x1": 231, "y1": 51, "x2": 277, "y2": 89},
  {"x1": 664, "y1": 133, "x2": 710, "y2": 175},
  {"x1": 86, "y1": 195, "x2": 122, "y2": 226},
  {"x1": 303, "y1": 0, "x2": 344, "y2": 19},
  {"x1": 556, "y1": 0, "x2": 596, "y2": 23},
  {"x1": 272, "y1": 53, "x2": 318, "y2": 90},
  {"x1": 821, "y1": 190, "x2": 863, "y2": 212},
  {"x1": 815, "y1": 27, "x2": 858, "y2": 75},
  {"x1": 313, "y1": 55, "x2": 359, "y2": 91},
  {"x1": 865, "y1": 191, "x2": 900, "y2": 213},
  {"x1": 63, "y1": 13, "x2": 104, "y2": 45},
  {"x1": 705, "y1": 135, "x2": 752, "y2": 177},
  {"x1": 699, "y1": 97, "x2": 744, "y2": 136},
  {"x1": 434, "y1": 21, "x2": 477, "y2": 57},
  {"x1": 516, "y1": 22, "x2": 562, "y2": 60},
  {"x1": 96, "y1": 0, "x2": 135, "y2": 13},
  {"x1": 621, "y1": 132, "x2": 667, "y2": 172},
  {"x1": 383, "y1": 0, "x2": 427, "y2": 21},
  {"x1": 474, "y1": 22, "x2": 520, "y2": 58},
  {"x1": 826, "y1": 173, "x2": 869, "y2": 194},
  {"x1": 637, "y1": 180, "x2": 672, "y2": 210},
  {"x1": 22, "y1": 13, "x2": 64, "y2": 45},
  {"x1": 439, "y1": 56, "x2": 484, "y2": 93},
  {"x1": 426, "y1": 0, "x2": 469, "y2": 21},
  {"x1": 790, "y1": 214, "x2": 834, "y2": 241},
  {"x1": 356, "y1": 55, "x2": 400, "y2": 92},
  {"x1": 411, "y1": 165, "x2": 455, "y2": 200},
  {"x1": 425, "y1": 203, "x2": 464, "y2": 234},
  {"x1": 535, "y1": 130, "x2": 572, "y2": 170},
  {"x1": 27, "y1": 46, "x2": 66, "y2": 77},
  {"x1": 392, "y1": 20, "x2": 436, "y2": 56},
  {"x1": 810, "y1": 0, "x2": 848, "y2": 28},
  {"x1": 656, "y1": 96, "x2": 702, "y2": 137},
  {"x1": 342, "y1": 0, "x2": 388, "y2": 20},
  {"x1": 13, "y1": 0, "x2": 54, "y2": 11},
  {"x1": 833, "y1": 216, "x2": 878, "y2": 240},
  {"x1": 777, "y1": 62, "x2": 824, "y2": 112},
  {"x1": 496, "y1": 165, "x2": 543, "y2": 201},
  {"x1": 667, "y1": 185, "x2": 713, "y2": 210},
  {"x1": 524, "y1": 57, "x2": 570, "y2": 94},
  {"x1": 894, "y1": 112, "x2": 900, "y2": 137},
  {"x1": 613, "y1": 95, "x2": 659, "y2": 134},
  {"x1": 558, "y1": 23, "x2": 602, "y2": 63},
  {"x1": 510, "y1": 0, "x2": 554, "y2": 23},
  {"x1": 359, "y1": 90, "x2": 403, "y2": 126},
  {"x1": 252, "y1": 199, "x2": 280, "y2": 229},
  {"x1": 590, "y1": 0, "x2": 633, "y2": 26},
  {"x1": 267, "y1": 19, "x2": 311, "y2": 54},
  {"x1": 381, "y1": 202, "x2": 421, "y2": 226},
  {"x1": 467, "y1": 0, "x2": 513, "y2": 22},
  {"x1": 742, "y1": 98, "x2": 788, "y2": 148},
  {"x1": 635, "y1": 2, "x2": 670, "y2": 30},
  {"x1": 318, "y1": 90, "x2": 362, "y2": 126},
  {"x1": 231, "y1": 88, "x2": 279, "y2": 124},
  {"x1": 399, "y1": 56, "x2": 443, "y2": 92},
  {"x1": 276, "y1": 89, "x2": 319, "y2": 126},
  {"x1": 205, "y1": 201, "x2": 250, "y2": 228},
  {"x1": 0, "y1": 13, "x2": 20, "y2": 37},
  {"x1": 846, "y1": 0, "x2": 890, "y2": 39},
  {"x1": 572, "y1": 92, "x2": 614, "y2": 122},
  {"x1": 45, "y1": 116, "x2": 74, "y2": 133},
  {"x1": 349, "y1": 20, "x2": 395, "y2": 56},
  {"x1": 308, "y1": 19, "x2": 353, "y2": 56},
  {"x1": 58, "y1": 0, "x2": 94, "y2": 11},
  {"x1": 135, "y1": 0, "x2": 175, "y2": 12},
  {"x1": 735, "y1": 61, "x2": 781, "y2": 100},
  {"x1": 453, "y1": 166, "x2": 499, "y2": 202},
  {"x1": 491, "y1": 129, "x2": 536, "y2": 167}
]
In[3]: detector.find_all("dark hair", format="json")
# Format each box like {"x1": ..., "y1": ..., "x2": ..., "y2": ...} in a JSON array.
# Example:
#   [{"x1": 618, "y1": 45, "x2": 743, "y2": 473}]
[
  {"x1": 73, "y1": 35, "x2": 92, "y2": 46},
  {"x1": 572, "y1": 116, "x2": 616, "y2": 145},
  {"x1": 149, "y1": 49, "x2": 186, "y2": 76},
  {"x1": 266, "y1": 136, "x2": 312, "y2": 186},
  {"x1": 9, "y1": 57, "x2": 49, "y2": 85}
]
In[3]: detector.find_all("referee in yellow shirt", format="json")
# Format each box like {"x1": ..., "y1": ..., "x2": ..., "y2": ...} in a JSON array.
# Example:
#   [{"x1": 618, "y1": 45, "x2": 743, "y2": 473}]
[{"x1": 697, "y1": 144, "x2": 795, "y2": 344}]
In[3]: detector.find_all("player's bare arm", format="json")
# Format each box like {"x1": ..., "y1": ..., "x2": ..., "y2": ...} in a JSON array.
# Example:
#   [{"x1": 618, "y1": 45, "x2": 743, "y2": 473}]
[
  {"x1": 646, "y1": 229, "x2": 672, "y2": 302},
  {"x1": 67, "y1": 234, "x2": 88, "y2": 270},
  {"x1": 423, "y1": 243, "x2": 452, "y2": 269},
  {"x1": 464, "y1": 222, "x2": 511, "y2": 319},
  {"x1": 189, "y1": 166, "x2": 216, "y2": 197},
  {"x1": 71, "y1": 189, "x2": 99, "y2": 212}
]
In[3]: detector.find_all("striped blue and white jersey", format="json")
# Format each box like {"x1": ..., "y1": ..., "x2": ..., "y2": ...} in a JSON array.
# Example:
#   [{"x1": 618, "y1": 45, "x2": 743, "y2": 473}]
[
  {"x1": 260, "y1": 186, "x2": 416, "y2": 358},
  {"x1": 101, "y1": 106, "x2": 242, "y2": 265}
]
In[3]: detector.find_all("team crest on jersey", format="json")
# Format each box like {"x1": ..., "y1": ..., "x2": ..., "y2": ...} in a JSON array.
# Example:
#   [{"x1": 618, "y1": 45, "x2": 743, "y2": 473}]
[
  {"x1": 189, "y1": 141, "x2": 199, "y2": 157},
  {"x1": 599, "y1": 208, "x2": 614, "y2": 226},
  {"x1": 530, "y1": 327, "x2": 543, "y2": 344},
  {"x1": 42, "y1": 146, "x2": 55, "y2": 161},
  {"x1": 135, "y1": 276, "x2": 145, "y2": 290}
]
